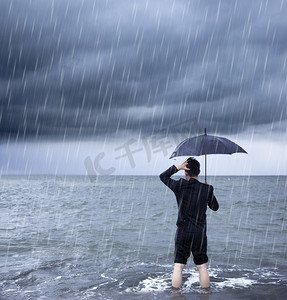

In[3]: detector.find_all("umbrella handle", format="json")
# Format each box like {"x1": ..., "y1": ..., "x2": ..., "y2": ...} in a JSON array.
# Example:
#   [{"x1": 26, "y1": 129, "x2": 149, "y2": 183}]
[
  {"x1": 204, "y1": 128, "x2": 207, "y2": 183},
  {"x1": 205, "y1": 154, "x2": 207, "y2": 183}
]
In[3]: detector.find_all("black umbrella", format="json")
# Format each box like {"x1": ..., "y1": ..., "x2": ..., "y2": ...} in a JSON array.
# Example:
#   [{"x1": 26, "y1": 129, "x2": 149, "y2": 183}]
[{"x1": 169, "y1": 129, "x2": 247, "y2": 182}]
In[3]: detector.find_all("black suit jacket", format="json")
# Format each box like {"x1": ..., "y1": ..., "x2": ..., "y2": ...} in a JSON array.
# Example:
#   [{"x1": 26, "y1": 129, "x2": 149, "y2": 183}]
[{"x1": 160, "y1": 165, "x2": 219, "y2": 232}]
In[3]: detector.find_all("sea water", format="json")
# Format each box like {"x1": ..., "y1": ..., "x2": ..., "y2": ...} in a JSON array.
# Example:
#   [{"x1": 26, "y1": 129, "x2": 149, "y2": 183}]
[{"x1": 0, "y1": 175, "x2": 286, "y2": 299}]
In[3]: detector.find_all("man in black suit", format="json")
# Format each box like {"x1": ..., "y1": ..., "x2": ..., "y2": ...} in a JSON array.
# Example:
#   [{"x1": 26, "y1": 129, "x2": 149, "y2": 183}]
[{"x1": 159, "y1": 157, "x2": 219, "y2": 288}]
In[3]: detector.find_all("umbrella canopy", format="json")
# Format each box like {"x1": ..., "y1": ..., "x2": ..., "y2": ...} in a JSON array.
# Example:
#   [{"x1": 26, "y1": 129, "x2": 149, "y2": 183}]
[{"x1": 169, "y1": 129, "x2": 247, "y2": 181}]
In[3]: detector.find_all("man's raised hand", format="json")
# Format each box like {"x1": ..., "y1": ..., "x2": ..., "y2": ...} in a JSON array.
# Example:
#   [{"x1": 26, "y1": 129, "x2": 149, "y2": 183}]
[{"x1": 176, "y1": 161, "x2": 190, "y2": 171}]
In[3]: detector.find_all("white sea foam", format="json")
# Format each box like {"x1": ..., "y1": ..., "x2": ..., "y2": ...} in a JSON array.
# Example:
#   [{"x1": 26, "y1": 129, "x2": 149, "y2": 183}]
[
  {"x1": 183, "y1": 269, "x2": 199, "y2": 287},
  {"x1": 128, "y1": 273, "x2": 170, "y2": 293},
  {"x1": 214, "y1": 277, "x2": 257, "y2": 289},
  {"x1": 126, "y1": 266, "x2": 284, "y2": 294}
]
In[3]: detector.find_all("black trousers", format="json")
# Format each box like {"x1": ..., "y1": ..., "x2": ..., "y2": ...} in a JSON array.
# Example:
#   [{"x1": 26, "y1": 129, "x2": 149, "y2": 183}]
[{"x1": 174, "y1": 225, "x2": 208, "y2": 265}]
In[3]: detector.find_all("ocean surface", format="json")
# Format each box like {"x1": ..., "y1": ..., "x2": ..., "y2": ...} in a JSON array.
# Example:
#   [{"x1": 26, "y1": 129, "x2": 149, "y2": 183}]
[{"x1": 0, "y1": 175, "x2": 286, "y2": 300}]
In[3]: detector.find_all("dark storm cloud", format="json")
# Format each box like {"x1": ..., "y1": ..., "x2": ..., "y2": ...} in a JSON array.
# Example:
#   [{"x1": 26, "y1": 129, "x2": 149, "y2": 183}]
[{"x1": 0, "y1": 0, "x2": 286, "y2": 140}]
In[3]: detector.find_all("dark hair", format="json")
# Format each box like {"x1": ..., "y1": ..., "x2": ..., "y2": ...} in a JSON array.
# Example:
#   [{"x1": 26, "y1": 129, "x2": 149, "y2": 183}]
[{"x1": 186, "y1": 157, "x2": 200, "y2": 177}]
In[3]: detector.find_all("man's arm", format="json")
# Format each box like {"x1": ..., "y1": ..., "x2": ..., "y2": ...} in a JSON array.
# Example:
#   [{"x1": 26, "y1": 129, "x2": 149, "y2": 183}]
[
  {"x1": 159, "y1": 165, "x2": 179, "y2": 191},
  {"x1": 159, "y1": 161, "x2": 190, "y2": 192},
  {"x1": 207, "y1": 185, "x2": 219, "y2": 211}
]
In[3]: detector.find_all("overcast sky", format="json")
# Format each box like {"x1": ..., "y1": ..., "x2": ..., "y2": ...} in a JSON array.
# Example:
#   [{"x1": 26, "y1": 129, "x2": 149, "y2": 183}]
[{"x1": 0, "y1": 0, "x2": 286, "y2": 176}]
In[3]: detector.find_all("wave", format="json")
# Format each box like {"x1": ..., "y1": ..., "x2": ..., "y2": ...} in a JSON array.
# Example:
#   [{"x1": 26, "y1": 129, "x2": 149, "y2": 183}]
[
  {"x1": 1, "y1": 261, "x2": 286, "y2": 300},
  {"x1": 124, "y1": 265, "x2": 286, "y2": 294}
]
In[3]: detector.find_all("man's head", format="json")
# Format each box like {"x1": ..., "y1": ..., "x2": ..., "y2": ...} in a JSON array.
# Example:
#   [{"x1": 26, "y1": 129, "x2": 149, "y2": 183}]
[{"x1": 185, "y1": 157, "x2": 200, "y2": 178}]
